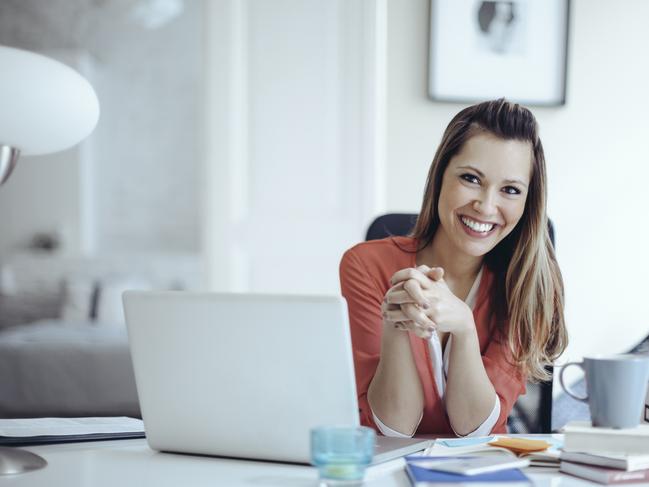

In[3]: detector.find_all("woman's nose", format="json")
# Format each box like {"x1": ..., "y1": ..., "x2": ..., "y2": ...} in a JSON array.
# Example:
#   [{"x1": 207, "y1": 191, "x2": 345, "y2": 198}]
[{"x1": 472, "y1": 190, "x2": 497, "y2": 215}]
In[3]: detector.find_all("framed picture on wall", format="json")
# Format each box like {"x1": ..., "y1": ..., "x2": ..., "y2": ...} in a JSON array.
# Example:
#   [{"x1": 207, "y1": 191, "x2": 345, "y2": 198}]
[{"x1": 428, "y1": 0, "x2": 570, "y2": 106}]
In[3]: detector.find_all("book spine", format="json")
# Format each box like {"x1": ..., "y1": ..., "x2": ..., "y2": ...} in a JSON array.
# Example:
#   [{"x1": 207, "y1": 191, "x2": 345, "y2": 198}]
[
  {"x1": 609, "y1": 470, "x2": 649, "y2": 484},
  {"x1": 564, "y1": 435, "x2": 649, "y2": 456},
  {"x1": 560, "y1": 453, "x2": 626, "y2": 470}
]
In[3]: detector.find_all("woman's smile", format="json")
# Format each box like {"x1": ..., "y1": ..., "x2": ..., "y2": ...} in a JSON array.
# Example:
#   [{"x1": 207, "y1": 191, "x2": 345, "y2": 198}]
[{"x1": 458, "y1": 214, "x2": 498, "y2": 237}]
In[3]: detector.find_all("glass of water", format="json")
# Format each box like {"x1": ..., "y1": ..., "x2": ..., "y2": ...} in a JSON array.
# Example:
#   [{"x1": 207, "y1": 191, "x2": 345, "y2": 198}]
[{"x1": 310, "y1": 426, "x2": 376, "y2": 486}]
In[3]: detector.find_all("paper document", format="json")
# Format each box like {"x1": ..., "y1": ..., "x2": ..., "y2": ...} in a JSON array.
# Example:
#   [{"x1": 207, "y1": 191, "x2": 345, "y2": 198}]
[
  {"x1": 425, "y1": 436, "x2": 510, "y2": 457},
  {"x1": 424, "y1": 435, "x2": 563, "y2": 468},
  {"x1": 0, "y1": 417, "x2": 144, "y2": 445}
]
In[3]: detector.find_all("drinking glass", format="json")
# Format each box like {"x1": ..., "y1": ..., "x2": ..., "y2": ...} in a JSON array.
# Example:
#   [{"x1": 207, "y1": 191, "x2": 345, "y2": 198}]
[{"x1": 310, "y1": 426, "x2": 375, "y2": 486}]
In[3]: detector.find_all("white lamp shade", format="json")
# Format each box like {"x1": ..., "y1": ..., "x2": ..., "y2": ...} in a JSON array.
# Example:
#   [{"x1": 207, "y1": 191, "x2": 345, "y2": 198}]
[{"x1": 0, "y1": 45, "x2": 100, "y2": 156}]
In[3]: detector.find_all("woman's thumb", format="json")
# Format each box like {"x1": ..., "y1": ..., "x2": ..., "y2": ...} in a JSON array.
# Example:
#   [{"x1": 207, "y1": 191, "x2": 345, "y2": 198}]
[{"x1": 428, "y1": 267, "x2": 444, "y2": 281}]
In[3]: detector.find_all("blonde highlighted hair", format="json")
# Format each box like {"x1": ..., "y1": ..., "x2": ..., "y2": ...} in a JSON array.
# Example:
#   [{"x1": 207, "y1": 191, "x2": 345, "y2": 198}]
[{"x1": 411, "y1": 99, "x2": 567, "y2": 381}]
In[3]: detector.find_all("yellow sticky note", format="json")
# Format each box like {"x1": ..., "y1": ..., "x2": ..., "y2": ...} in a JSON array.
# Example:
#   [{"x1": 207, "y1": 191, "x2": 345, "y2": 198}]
[{"x1": 488, "y1": 437, "x2": 551, "y2": 455}]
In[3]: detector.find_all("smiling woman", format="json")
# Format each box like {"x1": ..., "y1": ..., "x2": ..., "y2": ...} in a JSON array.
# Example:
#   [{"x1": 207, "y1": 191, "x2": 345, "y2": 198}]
[{"x1": 339, "y1": 99, "x2": 567, "y2": 438}]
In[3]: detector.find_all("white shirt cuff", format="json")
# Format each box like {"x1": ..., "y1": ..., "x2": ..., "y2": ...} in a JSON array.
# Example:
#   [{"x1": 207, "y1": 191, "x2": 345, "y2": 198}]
[
  {"x1": 372, "y1": 410, "x2": 422, "y2": 438},
  {"x1": 451, "y1": 395, "x2": 501, "y2": 437}
]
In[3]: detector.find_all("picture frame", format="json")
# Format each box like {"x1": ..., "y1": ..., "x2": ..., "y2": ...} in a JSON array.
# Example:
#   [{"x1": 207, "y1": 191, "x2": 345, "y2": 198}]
[{"x1": 428, "y1": 0, "x2": 570, "y2": 106}]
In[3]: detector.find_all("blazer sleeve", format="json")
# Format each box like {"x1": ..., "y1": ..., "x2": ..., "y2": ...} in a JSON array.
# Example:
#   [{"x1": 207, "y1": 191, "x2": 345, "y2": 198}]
[
  {"x1": 482, "y1": 337, "x2": 527, "y2": 433},
  {"x1": 339, "y1": 247, "x2": 384, "y2": 431}
]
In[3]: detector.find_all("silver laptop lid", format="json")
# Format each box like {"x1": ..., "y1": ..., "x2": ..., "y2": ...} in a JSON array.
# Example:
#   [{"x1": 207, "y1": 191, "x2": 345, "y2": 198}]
[{"x1": 123, "y1": 292, "x2": 359, "y2": 463}]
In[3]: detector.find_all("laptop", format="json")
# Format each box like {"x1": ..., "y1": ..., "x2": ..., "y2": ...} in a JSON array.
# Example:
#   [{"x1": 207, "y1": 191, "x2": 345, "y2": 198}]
[{"x1": 123, "y1": 291, "x2": 430, "y2": 464}]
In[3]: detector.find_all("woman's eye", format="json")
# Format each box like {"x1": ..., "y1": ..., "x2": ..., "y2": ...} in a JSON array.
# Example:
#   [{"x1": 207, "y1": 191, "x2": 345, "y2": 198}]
[
  {"x1": 460, "y1": 173, "x2": 480, "y2": 184},
  {"x1": 502, "y1": 186, "x2": 521, "y2": 195}
]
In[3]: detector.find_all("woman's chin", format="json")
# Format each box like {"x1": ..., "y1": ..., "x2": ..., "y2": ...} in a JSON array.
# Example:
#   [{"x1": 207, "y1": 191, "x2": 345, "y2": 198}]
[{"x1": 457, "y1": 240, "x2": 497, "y2": 259}]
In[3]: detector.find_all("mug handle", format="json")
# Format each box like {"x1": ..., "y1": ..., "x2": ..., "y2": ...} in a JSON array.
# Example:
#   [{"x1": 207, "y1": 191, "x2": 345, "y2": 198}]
[{"x1": 559, "y1": 361, "x2": 588, "y2": 402}]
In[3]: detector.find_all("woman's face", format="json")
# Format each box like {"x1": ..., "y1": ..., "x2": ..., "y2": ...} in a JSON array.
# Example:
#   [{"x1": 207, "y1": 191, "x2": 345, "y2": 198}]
[{"x1": 436, "y1": 132, "x2": 533, "y2": 259}]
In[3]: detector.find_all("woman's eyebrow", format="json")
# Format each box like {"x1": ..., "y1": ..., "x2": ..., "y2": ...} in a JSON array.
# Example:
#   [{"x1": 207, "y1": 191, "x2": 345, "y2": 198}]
[
  {"x1": 457, "y1": 165, "x2": 528, "y2": 188},
  {"x1": 504, "y1": 178, "x2": 528, "y2": 188}
]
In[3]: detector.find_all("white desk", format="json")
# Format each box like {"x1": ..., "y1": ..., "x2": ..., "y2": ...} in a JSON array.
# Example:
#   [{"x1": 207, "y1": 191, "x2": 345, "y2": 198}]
[{"x1": 3, "y1": 438, "x2": 641, "y2": 487}]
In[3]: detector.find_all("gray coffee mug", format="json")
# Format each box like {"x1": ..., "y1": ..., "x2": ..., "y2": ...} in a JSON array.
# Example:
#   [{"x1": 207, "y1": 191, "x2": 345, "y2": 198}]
[{"x1": 559, "y1": 354, "x2": 649, "y2": 429}]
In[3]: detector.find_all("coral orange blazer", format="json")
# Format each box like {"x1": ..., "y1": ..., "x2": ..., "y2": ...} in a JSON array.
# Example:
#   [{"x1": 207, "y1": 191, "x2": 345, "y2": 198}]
[{"x1": 339, "y1": 236, "x2": 526, "y2": 435}]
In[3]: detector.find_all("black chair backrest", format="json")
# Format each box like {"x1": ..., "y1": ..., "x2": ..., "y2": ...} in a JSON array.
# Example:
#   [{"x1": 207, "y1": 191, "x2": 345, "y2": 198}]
[
  {"x1": 364, "y1": 213, "x2": 555, "y2": 433},
  {"x1": 366, "y1": 213, "x2": 419, "y2": 241}
]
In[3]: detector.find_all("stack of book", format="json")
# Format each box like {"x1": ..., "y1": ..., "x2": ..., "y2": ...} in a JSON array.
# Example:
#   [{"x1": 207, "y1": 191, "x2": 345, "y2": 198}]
[
  {"x1": 406, "y1": 436, "x2": 562, "y2": 485},
  {"x1": 560, "y1": 421, "x2": 649, "y2": 485}
]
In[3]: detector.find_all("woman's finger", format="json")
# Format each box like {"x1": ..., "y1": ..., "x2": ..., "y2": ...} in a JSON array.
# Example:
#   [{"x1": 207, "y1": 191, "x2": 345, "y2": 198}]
[
  {"x1": 384, "y1": 281, "x2": 405, "y2": 301},
  {"x1": 385, "y1": 288, "x2": 420, "y2": 305},
  {"x1": 401, "y1": 303, "x2": 435, "y2": 328},
  {"x1": 390, "y1": 268, "x2": 432, "y2": 288},
  {"x1": 427, "y1": 267, "x2": 444, "y2": 282},
  {"x1": 382, "y1": 307, "x2": 411, "y2": 324},
  {"x1": 381, "y1": 300, "x2": 401, "y2": 314},
  {"x1": 410, "y1": 323, "x2": 434, "y2": 339},
  {"x1": 403, "y1": 278, "x2": 429, "y2": 308},
  {"x1": 396, "y1": 319, "x2": 437, "y2": 339}
]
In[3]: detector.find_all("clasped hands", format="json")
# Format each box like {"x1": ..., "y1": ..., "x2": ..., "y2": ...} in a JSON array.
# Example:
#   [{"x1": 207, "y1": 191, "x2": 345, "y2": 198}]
[{"x1": 381, "y1": 265, "x2": 474, "y2": 339}]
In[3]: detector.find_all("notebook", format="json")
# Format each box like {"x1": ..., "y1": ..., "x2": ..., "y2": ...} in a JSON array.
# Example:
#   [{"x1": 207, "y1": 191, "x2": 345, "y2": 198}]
[
  {"x1": 562, "y1": 421, "x2": 649, "y2": 456},
  {"x1": 123, "y1": 291, "x2": 430, "y2": 464},
  {"x1": 405, "y1": 456, "x2": 531, "y2": 486},
  {"x1": 560, "y1": 451, "x2": 649, "y2": 472},
  {"x1": 0, "y1": 417, "x2": 145, "y2": 446},
  {"x1": 560, "y1": 461, "x2": 649, "y2": 485}
]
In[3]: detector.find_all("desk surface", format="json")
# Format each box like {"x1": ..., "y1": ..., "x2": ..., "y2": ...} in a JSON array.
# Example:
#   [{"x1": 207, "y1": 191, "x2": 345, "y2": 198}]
[{"x1": 4, "y1": 438, "x2": 645, "y2": 486}]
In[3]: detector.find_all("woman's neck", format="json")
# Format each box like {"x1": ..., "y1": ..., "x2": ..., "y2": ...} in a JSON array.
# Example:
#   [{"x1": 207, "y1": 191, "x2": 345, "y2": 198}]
[{"x1": 416, "y1": 231, "x2": 483, "y2": 285}]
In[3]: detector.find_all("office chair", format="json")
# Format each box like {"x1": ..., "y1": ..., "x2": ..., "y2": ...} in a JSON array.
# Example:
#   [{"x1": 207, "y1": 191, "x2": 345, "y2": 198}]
[{"x1": 365, "y1": 213, "x2": 555, "y2": 434}]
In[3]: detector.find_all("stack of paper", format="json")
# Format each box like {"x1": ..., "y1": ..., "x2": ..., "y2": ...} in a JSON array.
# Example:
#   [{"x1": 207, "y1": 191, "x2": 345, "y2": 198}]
[{"x1": 0, "y1": 417, "x2": 145, "y2": 445}]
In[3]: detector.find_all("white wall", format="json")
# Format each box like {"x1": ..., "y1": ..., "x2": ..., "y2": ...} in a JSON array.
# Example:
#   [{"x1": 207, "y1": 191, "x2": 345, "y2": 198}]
[
  {"x1": 202, "y1": 0, "x2": 386, "y2": 294},
  {"x1": 0, "y1": 146, "x2": 87, "y2": 255},
  {"x1": 386, "y1": 0, "x2": 649, "y2": 364},
  {"x1": 91, "y1": 3, "x2": 203, "y2": 253},
  {"x1": 0, "y1": 0, "x2": 203, "y2": 256}
]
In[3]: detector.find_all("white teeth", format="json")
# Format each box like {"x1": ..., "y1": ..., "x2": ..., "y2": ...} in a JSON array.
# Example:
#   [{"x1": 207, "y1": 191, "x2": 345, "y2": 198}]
[{"x1": 461, "y1": 217, "x2": 494, "y2": 233}]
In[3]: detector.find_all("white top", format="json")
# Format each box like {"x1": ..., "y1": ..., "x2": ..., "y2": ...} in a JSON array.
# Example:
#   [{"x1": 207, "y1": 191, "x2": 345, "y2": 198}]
[{"x1": 373, "y1": 268, "x2": 501, "y2": 437}]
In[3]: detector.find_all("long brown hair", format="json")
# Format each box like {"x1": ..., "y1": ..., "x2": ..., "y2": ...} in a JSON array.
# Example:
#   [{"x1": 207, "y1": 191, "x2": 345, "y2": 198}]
[{"x1": 411, "y1": 98, "x2": 567, "y2": 381}]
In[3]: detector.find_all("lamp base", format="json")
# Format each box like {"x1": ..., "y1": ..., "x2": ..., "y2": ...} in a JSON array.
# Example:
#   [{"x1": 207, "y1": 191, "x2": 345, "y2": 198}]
[
  {"x1": 0, "y1": 446, "x2": 47, "y2": 475},
  {"x1": 0, "y1": 145, "x2": 20, "y2": 185}
]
